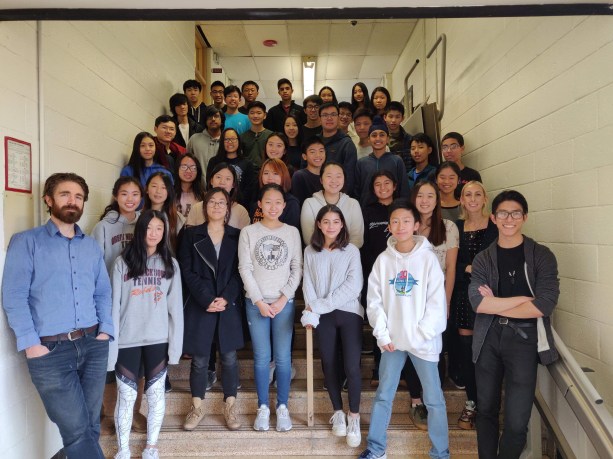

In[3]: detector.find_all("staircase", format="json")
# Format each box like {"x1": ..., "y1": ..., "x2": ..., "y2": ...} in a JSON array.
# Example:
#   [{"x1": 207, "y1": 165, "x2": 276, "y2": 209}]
[{"x1": 100, "y1": 315, "x2": 477, "y2": 457}]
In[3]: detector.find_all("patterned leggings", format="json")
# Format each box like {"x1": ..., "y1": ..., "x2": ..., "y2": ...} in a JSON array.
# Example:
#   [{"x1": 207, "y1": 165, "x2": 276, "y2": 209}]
[{"x1": 115, "y1": 343, "x2": 168, "y2": 453}]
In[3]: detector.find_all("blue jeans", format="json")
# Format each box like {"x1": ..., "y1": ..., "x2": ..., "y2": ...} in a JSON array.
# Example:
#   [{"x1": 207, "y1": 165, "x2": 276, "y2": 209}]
[
  {"x1": 246, "y1": 298, "x2": 295, "y2": 408},
  {"x1": 367, "y1": 350, "x2": 449, "y2": 459},
  {"x1": 27, "y1": 332, "x2": 109, "y2": 459}
]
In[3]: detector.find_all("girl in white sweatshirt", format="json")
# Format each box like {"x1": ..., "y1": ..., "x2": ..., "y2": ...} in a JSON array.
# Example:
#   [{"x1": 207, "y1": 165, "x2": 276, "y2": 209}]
[{"x1": 110, "y1": 209, "x2": 183, "y2": 459}]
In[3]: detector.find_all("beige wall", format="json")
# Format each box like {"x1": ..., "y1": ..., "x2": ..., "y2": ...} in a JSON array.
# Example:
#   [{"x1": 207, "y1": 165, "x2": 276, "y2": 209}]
[
  {"x1": 0, "y1": 20, "x2": 195, "y2": 458},
  {"x1": 391, "y1": 14, "x2": 613, "y2": 410}
]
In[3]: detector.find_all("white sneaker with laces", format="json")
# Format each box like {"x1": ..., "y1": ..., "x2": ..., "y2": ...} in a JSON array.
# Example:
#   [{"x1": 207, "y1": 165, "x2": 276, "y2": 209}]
[
  {"x1": 254, "y1": 404, "x2": 270, "y2": 431},
  {"x1": 329, "y1": 410, "x2": 347, "y2": 436},
  {"x1": 275, "y1": 404, "x2": 293, "y2": 432},
  {"x1": 114, "y1": 450, "x2": 131, "y2": 459},
  {"x1": 346, "y1": 414, "x2": 362, "y2": 447},
  {"x1": 142, "y1": 447, "x2": 160, "y2": 459}
]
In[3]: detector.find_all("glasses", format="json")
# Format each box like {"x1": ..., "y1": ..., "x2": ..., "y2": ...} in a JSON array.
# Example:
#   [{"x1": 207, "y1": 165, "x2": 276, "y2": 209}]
[
  {"x1": 224, "y1": 138, "x2": 239, "y2": 143},
  {"x1": 321, "y1": 113, "x2": 338, "y2": 119},
  {"x1": 179, "y1": 165, "x2": 197, "y2": 172},
  {"x1": 207, "y1": 200, "x2": 228, "y2": 208},
  {"x1": 495, "y1": 210, "x2": 524, "y2": 220},
  {"x1": 441, "y1": 143, "x2": 460, "y2": 152},
  {"x1": 211, "y1": 90, "x2": 224, "y2": 95},
  {"x1": 305, "y1": 105, "x2": 319, "y2": 111}
]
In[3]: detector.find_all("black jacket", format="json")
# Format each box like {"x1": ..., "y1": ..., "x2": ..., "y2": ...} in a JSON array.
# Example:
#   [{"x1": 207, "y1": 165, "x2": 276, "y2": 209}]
[
  {"x1": 178, "y1": 224, "x2": 244, "y2": 355},
  {"x1": 264, "y1": 101, "x2": 305, "y2": 133}
]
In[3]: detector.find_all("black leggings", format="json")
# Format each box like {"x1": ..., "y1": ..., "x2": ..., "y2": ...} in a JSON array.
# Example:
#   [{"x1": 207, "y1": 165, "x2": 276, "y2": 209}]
[
  {"x1": 316, "y1": 310, "x2": 363, "y2": 413},
  {"x1": 459, "y1": 334, "x2": 477, "y2": 403},
  {"x1": 116, "y1": 343, "x2": 168, "y2": 390}
]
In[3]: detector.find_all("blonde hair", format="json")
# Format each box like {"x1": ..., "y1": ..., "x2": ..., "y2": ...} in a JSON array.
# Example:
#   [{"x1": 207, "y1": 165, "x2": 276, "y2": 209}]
[{"x1": 459, "y1": 181, "x2": 489, "y2": 220}]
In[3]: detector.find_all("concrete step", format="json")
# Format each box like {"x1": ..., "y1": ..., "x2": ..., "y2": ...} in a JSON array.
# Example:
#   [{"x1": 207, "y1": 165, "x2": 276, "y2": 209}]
[{"x1": 100, "y1": 411, "x2": 477, "y2": 458}]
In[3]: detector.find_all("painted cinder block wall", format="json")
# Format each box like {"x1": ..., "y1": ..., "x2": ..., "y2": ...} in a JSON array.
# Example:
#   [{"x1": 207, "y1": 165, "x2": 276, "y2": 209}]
[
  {"x1": 391, "y1": 15, "x2": 613, "y2": 410},
  {"x1": 0, "y1": 20, "x2": 195, "y2": 458}
]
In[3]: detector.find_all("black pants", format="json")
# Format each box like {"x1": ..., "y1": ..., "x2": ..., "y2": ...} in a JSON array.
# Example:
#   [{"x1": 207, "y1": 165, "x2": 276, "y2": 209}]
[
  {"x1": 190, "y1": 351, "x2": 238, "y2": 400},
  {"x1": 475, "y1": 320, "x2": 538, "y2": 459},
  {"x1": 116, "y1": 343, "x2": 168, "y2": 390},
  {"x1": 316, "y1": 309, "x2": 363, "y2": 413},
  {"x1": 459, "y1": 334, "x2": 477, "y2": 403}
]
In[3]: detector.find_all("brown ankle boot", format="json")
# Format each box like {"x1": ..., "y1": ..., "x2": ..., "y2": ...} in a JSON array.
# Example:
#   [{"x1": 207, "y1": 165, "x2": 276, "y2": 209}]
[
  {"x1": 224, "y1": 396, "x2": 241, "y2": 430},
  {"x1": 184, "y1": 397, "x2": 205, "y2": 431}
]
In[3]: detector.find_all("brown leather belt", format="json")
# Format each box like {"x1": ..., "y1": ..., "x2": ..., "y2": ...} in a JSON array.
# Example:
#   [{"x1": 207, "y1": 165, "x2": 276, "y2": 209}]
[{"x1": 40, "y1": 324, "x2": 98, "y2": 342}]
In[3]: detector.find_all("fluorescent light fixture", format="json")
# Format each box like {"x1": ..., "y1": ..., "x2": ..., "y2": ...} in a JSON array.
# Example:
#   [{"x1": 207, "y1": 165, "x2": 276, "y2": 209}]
[{"x1": 303, "y1": 57, "x2": 316, "y2": 99}]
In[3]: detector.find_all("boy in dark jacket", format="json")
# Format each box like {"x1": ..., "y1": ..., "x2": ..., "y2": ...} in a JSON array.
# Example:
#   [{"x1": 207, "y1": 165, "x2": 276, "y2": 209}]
[{"x1": 469, "y1": 189, "x2": 559, "y2": 459}]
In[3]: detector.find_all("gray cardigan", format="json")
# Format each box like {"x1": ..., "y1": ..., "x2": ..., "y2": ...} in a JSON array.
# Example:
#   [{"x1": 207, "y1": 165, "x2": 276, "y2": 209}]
[{"x1": 469, "y1": 236, "x2": 560, "y2": 365}]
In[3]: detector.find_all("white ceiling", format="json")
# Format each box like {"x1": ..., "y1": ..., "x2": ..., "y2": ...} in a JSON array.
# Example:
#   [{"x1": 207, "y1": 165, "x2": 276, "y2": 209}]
[{"x1": 200, "y1": 19, "x2": 417, "y2": 108}]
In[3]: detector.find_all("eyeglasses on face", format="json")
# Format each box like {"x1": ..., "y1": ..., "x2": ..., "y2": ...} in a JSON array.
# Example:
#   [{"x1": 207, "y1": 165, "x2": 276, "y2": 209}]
[
  {"x1": 179, "y1": 165, "x2": 197, "y2": 172},
  {"x1": 224, "y1": 138, "x2": 239, "y2": 143},
  {"x1": 207, "y1": 200, "x2": 228, "y2": 208},
  {"x1": 495, "y1": 210, "x2": 524, "y2": 220},
  {"x1": 441, "y1": 143, "x2": 460, "y2": 152}
]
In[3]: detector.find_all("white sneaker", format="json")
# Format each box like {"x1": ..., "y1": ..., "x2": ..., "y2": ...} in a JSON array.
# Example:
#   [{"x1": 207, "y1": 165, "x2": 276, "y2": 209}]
[
  {"x1": 329, "y1": 410, "x2": 347, "y2": 436},
  {"x1": 142, "y1": 447, "x2": 160, "y2": 459},
  {"x1": 254, "y1": 404, "x2": 270, "y2": 431},
  {"x1": 115, "y1": 450, "x2": 131, "y2": 459},
  {"x1": 346, "y1": 414, "x2": 362, "y2": 448},
  {"x1": 275, "y1": 404, "x2": 293, "y2": 432}
]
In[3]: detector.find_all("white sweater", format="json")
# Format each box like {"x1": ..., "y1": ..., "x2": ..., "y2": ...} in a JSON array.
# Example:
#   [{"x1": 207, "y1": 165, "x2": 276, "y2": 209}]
[
  {"x1": 238, "y1": 222, "x2": 303, "y2": 303},
  {"x1": 300, "y1": 191, "x2": 364, "y2": 248},
  {"x1": 367, "y1": 235, "x2": 446, "y2": 362}
]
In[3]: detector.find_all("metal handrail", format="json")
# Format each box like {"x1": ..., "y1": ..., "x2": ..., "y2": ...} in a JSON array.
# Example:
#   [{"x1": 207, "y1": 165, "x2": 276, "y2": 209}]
[
  {"x1": 537, "y1": 328, "x2": 613, "y2": 458},
  {"x1": 426, "y1": 33, "x2": 446, "y2": 122},
  {"x1": 403, "y1": 59, "x2": 420, "y2": 116}
]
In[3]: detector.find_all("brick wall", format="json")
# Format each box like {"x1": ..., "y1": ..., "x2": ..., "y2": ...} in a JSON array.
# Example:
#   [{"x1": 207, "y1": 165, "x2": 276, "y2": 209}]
[{"x1": 0, "y1": 20, "x2": 194, "y2": 458}]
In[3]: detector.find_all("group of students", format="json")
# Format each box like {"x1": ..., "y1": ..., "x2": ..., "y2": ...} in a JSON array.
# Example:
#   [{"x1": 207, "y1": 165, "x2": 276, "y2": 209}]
[{"x1": 90, "y1": 77, "x2": 559, "y2": 459}]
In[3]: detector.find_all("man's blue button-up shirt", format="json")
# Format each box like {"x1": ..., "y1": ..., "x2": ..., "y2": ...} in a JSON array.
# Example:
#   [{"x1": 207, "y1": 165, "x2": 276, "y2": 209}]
[{"x1": 2, "y1": 219, "x2": 113, "y2": 351}]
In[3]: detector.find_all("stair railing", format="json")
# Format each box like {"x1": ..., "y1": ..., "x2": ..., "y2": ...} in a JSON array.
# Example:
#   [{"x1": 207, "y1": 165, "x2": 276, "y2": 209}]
[{"x1": 529, "y1": 327, "x2": 613, "y2": 458}]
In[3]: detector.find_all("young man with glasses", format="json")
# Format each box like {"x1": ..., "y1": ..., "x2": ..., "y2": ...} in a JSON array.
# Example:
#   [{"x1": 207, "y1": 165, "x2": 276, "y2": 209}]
[
  {"x1": 469, "y1": 190, "x2": 559, "y2": 459},
  {"x1": 302, "y1": 94, "x2": 323, "y2": 140},
  {"x1": 318, "y1": 102, "x2": 358, "y2": 197},
  {"x1": 210, "y1": 81, "x2": 226, "y2": 111},
  {"x1": 187, "y1": 106, "x2": 224, "y2": 174},
  {"x1": 441, "y1": 132, "x2": 481, "y2": 196}
]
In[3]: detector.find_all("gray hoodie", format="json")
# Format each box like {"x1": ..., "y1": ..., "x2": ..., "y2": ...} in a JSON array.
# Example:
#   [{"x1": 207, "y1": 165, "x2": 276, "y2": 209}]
[
  {"x1": 91, "y1": 210, "x2": 140, "y2": 275},
  {"x1": 108, "y1": 254, "x2": 184, "y2": 371},
  {"x1": 187, "y1": 130, "x2": 220, "y2": 171}
]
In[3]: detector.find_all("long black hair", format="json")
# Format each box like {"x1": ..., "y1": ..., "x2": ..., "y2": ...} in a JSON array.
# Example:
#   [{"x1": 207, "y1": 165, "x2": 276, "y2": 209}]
[
  {"x1": 207, "y1": 162, "x2": 239, "y2": 203},
  {"x1": 144, "y1": 172, "x2": 179, "y2": 251},
  {"x1": 351, "y1": 82, "x2": 370, "y2": 112},
  {"x1": 99, "y1": 176, "x2": 143, "y2": 221},
  {"x1": 122, "y1": 209, "x2": 175, "y2": 279},
  {"x1": 410, "y1": 180, "x2": 447, "y2": 247},
  {"x1": 310, "y1": 204, "x2": 349, "y2": 252},
  {"x1": 127, "y1": 131, "x2": 168, "y2": 178}
]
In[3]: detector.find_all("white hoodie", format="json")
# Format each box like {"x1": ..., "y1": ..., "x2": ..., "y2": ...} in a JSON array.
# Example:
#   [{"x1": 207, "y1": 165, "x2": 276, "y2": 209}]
[{"x1": 367, "y1": 235, "x2": 446, "y2": 362}]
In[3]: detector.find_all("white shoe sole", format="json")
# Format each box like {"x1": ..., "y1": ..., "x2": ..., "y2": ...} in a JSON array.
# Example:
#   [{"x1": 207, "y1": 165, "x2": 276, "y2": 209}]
[{"x1": 346, "y1": 433, "x2": 361, "y2": 447}]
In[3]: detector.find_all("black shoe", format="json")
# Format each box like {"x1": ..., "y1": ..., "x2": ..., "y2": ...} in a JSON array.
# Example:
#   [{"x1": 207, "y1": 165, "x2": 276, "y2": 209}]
[{"x1": 165, "y1": 374, "x2": 172, "y2": 393}]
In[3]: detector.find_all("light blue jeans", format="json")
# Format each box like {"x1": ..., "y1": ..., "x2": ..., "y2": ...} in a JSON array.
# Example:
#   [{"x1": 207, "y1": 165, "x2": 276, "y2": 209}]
[
  {"x1": 245, "y1": 298, "x2": 295, "y2": 408},
  {"x1": 367, "y1": 350, "x2": 450, "y2": 459}
]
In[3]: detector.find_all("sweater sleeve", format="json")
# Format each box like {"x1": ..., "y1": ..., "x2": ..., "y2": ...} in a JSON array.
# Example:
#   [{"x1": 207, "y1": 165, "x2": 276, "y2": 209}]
[
  {"x1": 417, "y1": 255, "x2": 448, "y2": 340},
  {"x1": 469, "y1": 251, "x2": 489, "y2": 312},
  {"x1": 280, "y1": 227, "x2": 303, "y2": 300},
  {"x1": 238, "y1": 227, "x2": 264, "y2": 303},
  {"x1": 309, "y1": 247, "x2": 363, "y2": 315},
  {"x1": 347, "y1": 199, "x2": 364, "y2": 249},
  {"x1": 366, "y1": 256, "x2": 392, "y2": 348},
  {"x1": 167, "y1": 260, "x2": 184, "y2": 365},
  {"x1": 531, "y1": 245, "x2": 560, "y2": 317},
  {"x1": 108, "y1": 258, "x2": 124, "y2": 371},
  {"x1": 300, "y1": 199, "x2": 316, "y2": 246},
  {"x1": 302, "y1": 248, "x2": 321, "y2": 319}
]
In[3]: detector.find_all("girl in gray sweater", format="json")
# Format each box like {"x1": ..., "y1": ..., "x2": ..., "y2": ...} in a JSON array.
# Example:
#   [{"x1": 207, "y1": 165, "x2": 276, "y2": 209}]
[
  {"x1": 301, "y1": 205, "x2": 364, "y2": 448},
  {"x1": 238, "y1": 184, "x2": 302, "y2": 433},
  {"x1": 110, "y1": 210, "x2": 183, "y2": 459}
]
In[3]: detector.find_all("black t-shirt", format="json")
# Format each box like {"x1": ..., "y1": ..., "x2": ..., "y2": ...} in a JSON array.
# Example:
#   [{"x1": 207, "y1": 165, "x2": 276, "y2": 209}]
[
  {"x1": 497, "y1": 242, "x2": 532, "y2": 299},
  {"x1": 456, "y1": 166, "x2": 482, "y2": 198}
]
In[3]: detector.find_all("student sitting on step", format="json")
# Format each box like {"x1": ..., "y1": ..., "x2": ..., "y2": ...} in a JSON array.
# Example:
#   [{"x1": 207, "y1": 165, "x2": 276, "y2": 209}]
[
  {"x1": 360, "y1": 200, "x2": 449, "y2": 459},
  {"x1": 301, "y1": 205, "x2": 364, "y2": 448}
]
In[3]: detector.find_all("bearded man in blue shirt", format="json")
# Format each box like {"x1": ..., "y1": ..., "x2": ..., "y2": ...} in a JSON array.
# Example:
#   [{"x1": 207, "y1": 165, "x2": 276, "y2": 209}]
[{"x1": 2, "y1": 172, "x2": 113, "y2": 459}]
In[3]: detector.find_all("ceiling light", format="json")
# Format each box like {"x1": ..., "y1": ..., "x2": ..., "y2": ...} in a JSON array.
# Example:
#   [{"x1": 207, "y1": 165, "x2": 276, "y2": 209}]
[{"x1": 303, "y1": 57, "x2": 316, "y2": 99}]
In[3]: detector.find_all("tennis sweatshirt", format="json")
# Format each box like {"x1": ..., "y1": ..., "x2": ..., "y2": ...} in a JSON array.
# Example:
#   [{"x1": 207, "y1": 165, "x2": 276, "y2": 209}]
[
  {"x1": 367, "y1": 235, "x2": 446, "y2": 362},
  {"x1": 108, "y1": 254, "x2": 184, "y2": 371}
]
